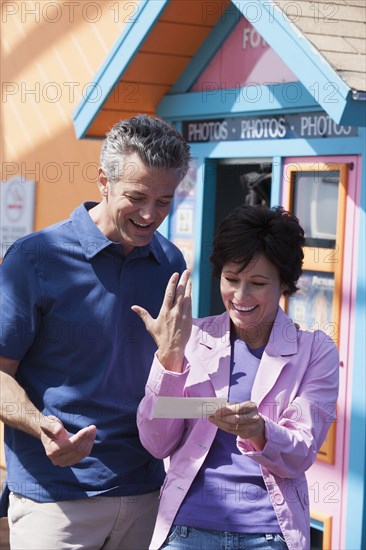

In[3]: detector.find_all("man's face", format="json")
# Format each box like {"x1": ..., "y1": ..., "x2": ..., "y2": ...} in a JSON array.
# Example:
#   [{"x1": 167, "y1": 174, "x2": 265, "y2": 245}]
[{"x1": 98, "y1": 152, "x2": 182, "y2": 254}]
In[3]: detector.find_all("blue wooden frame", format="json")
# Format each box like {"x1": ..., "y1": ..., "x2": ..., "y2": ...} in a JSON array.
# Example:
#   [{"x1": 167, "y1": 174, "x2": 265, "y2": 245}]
[
  {"x1": 158, "y1": 83, "x2": 321, "y2": 119},
  {"x1": 73, "y1": 0, "x2": 366, "y2": 139}
]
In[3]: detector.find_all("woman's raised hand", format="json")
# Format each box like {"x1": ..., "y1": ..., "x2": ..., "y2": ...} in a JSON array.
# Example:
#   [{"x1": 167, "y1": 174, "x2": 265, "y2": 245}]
[{"x1": 131, "y1": 270, "x2": 192, "y2": 372}]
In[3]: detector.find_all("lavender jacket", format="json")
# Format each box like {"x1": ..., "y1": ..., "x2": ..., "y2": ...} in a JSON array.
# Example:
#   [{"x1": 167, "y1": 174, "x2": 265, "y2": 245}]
[{"x1": 137, "y1": 308, "x2": 339, "y2": 550}]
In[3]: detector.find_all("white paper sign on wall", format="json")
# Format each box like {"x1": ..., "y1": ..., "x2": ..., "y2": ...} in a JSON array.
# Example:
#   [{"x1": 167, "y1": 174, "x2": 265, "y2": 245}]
[{"x1": 1, "y1": 176, "x2": 36, "y2": 259}]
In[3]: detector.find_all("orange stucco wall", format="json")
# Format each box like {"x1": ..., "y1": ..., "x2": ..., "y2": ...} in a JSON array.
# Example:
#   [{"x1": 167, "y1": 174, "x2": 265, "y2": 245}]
[{"x1": 1, "y1": 0, "x2": 132, "y2": 229}]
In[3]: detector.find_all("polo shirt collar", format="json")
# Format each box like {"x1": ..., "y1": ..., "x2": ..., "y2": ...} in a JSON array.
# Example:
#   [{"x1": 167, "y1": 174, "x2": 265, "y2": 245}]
[{"x1": 71, "y1": 202, "x2": 162, "y2": 263}]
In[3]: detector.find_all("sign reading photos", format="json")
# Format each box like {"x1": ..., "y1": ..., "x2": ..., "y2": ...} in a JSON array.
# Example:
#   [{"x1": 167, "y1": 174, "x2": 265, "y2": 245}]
[{"x1": 183, "y1": 113, "x2": 357, "y2": 143}]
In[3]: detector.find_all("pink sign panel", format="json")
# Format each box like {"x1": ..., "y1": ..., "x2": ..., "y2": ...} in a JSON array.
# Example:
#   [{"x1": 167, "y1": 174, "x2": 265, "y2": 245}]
[{"x1": 191, "y1": 18, "x2": 298, "y2": 91}]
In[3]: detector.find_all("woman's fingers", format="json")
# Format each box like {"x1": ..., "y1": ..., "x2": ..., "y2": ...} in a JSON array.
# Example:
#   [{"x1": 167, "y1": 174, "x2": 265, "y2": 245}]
[
  {"x1": 131, "y1": 271, "x2": 192, "y2": 372},
  {"x1": 164, "y1": 272, "x2": 180, "y2": 306},
  {"x1": 130, "y1": 306, "x2": 152, "y2": 329},
  {"x1": 173, "y1": 270, "x2": 191, "y2": 305},
  {"x1": 131, "y1": 270, "x2": 191, "y2": 335},
  {"x1": 182, "y1": 278, "x2": 192, "y2": 316},
  {"x1": 209, "y1": 402, "x2": 258, "y2": 426}
]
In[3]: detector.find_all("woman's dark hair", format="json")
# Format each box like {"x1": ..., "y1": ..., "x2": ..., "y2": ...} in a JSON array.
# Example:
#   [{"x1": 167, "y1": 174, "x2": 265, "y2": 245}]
[{"x1": 210, "y1": 205, "x2": 305, "y2": 297}]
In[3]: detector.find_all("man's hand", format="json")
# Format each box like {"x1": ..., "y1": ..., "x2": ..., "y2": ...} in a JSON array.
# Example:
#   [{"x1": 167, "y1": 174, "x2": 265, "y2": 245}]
[{"x1": 40, "y1": 416, "x2": 96, "y2": 467}]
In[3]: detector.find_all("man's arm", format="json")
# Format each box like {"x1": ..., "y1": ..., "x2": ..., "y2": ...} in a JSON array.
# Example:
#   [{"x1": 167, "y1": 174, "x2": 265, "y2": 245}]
[
  {"x1": 1, "y1": 357, "x2": 43, "y2": 438},
  {"x1": 0, "y1": 356, "x2": 97, "y2": 467}
]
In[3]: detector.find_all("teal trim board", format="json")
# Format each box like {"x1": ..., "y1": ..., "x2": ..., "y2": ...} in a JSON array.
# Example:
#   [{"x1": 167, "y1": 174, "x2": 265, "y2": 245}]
[
  {"x1": 338, "y1": 95, "x2": 366, "y2": 128},
  {"x1": 185, "y1": 135, "x2": 364, "y2": 161},
  {"x1": 72, "y1": 0, "x2": 170, "y2": 138},
  {"x1": 270, "y1": 157, "x2": 282, "y2": 207},
  {"x1": 191, "y1": 158, "x2": 207, "y2": 319},
  {"x1": 197, "y1": 159, "x2": 217, "y2": 318},
  {"x1": 158, "y1": 83, "x2": 319, "y2": 120}
]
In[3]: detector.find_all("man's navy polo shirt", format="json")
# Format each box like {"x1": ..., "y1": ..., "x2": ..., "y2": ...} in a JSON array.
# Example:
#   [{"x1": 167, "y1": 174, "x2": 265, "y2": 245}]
[{"x1": 0, "y1": 202, "x2": 185, "y2": 511}]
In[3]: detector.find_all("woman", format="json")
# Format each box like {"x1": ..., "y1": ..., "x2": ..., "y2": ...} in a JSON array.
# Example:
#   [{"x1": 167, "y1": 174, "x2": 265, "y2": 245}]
[{"x1": 133, "y1": 205, "x2": 339, "y2": 550}]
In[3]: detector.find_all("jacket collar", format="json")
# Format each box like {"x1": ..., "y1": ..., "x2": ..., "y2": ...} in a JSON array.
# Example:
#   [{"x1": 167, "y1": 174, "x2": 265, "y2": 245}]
[
  {"x1": 197, "y1": 308, "x2": 298, "y2": 355},
  {"x1": 196, "y1": 308, "x2": 299, "y2": 402},
  {"x1": 265, "y1": 307, "x2": 299, "y2": 357}
]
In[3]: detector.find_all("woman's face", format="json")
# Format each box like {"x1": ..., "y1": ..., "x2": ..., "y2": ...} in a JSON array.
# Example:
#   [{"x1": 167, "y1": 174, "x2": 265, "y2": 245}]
[{"x1": 220, "y1": 254, "x2": 287, "y2": 347}]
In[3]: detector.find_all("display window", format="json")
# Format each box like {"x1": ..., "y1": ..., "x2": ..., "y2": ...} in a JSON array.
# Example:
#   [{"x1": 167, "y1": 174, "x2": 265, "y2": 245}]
[{"x1": 284, "y1": 162, "x2": 348, "y2": 464}]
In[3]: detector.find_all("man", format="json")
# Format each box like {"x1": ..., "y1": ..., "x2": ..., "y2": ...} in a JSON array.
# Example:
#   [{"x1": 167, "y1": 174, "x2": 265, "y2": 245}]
[{"x1": 0, "y1": 114, "x2": 190, "y2": 549}]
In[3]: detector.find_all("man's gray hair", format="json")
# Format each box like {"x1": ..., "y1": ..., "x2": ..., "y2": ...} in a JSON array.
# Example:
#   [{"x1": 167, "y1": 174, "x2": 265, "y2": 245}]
[{"x1": 100, "y1": 114, "x2": 191, "y2": 183}]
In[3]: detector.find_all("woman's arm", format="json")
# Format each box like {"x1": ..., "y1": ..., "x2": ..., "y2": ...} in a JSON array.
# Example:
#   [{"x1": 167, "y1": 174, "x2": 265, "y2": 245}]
[
  {"x1": 236, "y1": 334, "x2": 339, "y2": 478},
  {"x1": 137, "y1": 356, "x2": 190, "y2": 458},
  {"x1": 133, "y1": 270, "x2": 193, "y2": 458}
]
